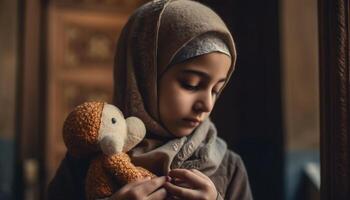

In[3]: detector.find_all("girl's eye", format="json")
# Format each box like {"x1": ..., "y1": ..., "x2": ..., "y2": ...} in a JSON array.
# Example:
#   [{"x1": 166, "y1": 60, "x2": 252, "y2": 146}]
[
  {"x1": 111, "y1": 118, "x2": 117, "y2": 124},
  {"x1": 181, "y1": 82, "x2": 199, "y2": 90}
]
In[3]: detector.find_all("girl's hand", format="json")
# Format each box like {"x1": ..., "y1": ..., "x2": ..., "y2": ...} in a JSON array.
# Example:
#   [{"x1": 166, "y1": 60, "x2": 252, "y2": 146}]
[
  {"x1": 108, "y1": 176, "x2": 168, "y2": 200},
  {"x1": 164, "y1": 169, "x2": 217, "y2": 200}
]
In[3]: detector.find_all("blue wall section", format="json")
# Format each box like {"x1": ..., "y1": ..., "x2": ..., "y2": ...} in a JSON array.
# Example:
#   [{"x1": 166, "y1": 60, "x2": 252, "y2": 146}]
[
  {"x1": 285, "y1": 150, "x2": 320, "y2": 200},
  {"x1": 0, "y1": 139, "x2": 14, "y2": 199}
]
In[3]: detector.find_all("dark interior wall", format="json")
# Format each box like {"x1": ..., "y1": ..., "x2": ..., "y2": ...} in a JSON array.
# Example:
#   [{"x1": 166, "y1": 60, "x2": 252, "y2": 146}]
[
  {"x1": 199, "y1": 0, "x2": 284, "y2": 199},
  {"x1": 0, "y1": 0, "x2": 18, "y2": 198}
]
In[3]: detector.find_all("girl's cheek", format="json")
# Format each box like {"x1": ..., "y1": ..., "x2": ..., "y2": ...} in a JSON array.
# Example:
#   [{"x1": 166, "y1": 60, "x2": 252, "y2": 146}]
[{"x1": 175, "y1": 92, "x2": 194, "y2": 108}]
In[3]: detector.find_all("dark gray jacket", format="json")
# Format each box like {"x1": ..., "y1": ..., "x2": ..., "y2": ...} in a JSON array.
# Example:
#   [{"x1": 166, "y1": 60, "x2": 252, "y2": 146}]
[{"x1": 210, "y1": 150, "x2": 253, "y2": 200}]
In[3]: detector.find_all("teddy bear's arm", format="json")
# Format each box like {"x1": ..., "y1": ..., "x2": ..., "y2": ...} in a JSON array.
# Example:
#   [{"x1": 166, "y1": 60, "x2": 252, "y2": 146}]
[
  {"x1": 103, "y1": 152, "x2": 147, "y2": 184},
  {"x1": 86, "y1": 156, "x2": 117, "y2": 200},
  {"x1": 136, "y1": 166, "x2": 156, "y2": 178}
]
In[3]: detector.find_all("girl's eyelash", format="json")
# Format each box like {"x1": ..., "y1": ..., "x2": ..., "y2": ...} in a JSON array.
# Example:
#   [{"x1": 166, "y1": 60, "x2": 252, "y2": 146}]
[
  {"x1": 181, "y1": 81, "x2": 220, "y2": 96},
  {"x1": 181, "y1": 82, "x2": 199, "y2": 90}
]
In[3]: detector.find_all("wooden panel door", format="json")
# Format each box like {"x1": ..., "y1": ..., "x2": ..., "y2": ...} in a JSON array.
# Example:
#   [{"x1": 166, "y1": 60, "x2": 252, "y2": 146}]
[{"x1": 45, "y1": 1, "x2": 147, "y2": 186}]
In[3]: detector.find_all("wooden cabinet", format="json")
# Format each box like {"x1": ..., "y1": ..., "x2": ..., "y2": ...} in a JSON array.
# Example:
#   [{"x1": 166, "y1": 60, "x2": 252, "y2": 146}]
[{"x1": 45, "y1": 1, "x2": 146, "y2": 184}]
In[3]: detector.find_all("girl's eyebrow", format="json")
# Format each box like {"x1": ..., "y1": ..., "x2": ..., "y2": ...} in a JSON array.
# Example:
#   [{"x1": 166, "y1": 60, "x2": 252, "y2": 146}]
[{"x1": 181, "y1": 69, "x2": 227, "y2": 83}]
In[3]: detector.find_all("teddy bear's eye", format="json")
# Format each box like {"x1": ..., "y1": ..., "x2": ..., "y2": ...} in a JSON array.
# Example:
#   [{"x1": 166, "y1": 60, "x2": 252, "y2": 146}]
[{"x1": 111, "y1": 118, "x2": 117, "y2": 124}]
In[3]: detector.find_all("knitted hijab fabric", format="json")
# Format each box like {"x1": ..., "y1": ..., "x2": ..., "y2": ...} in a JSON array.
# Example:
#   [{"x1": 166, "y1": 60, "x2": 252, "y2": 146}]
[
  {"x1": 169, "y1": 32, "x2": 231, "y2": 66},
  {"x1": 113, "y1": 0, "x2": 236, "y2": 176}
]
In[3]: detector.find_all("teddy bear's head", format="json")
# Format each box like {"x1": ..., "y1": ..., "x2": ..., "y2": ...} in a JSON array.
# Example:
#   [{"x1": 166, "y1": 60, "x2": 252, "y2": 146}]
[{"x1": 63, "y1": 102, "x2": 146, "y2": 158}]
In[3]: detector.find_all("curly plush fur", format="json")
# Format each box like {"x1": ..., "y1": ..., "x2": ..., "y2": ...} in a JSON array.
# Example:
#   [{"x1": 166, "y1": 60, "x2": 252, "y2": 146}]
[{"x1": 62, "y1": 102, "x2": 155, "y2": 200}]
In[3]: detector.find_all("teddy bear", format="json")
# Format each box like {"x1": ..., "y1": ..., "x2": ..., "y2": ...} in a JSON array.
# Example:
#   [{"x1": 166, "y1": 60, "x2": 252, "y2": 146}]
[{"x1": 62, "y1": 101, "x2": 155, "y2": 200}]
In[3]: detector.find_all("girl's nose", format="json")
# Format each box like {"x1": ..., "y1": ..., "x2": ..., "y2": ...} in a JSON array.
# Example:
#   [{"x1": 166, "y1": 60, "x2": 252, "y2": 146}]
[{"x1": 193, "y1": 92, "x2": 214, "y2": 113}]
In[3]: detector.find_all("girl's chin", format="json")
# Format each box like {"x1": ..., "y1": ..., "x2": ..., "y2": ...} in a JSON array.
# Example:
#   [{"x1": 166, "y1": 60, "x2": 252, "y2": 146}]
[{"x1": 170, "y1": 128, "x2": 195, "y2": 138}]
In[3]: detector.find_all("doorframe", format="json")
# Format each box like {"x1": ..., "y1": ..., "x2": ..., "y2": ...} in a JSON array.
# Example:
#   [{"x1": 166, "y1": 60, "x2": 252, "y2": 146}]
[{"x1": 318, "y1": 0, "x2": 350, "y2": 199}]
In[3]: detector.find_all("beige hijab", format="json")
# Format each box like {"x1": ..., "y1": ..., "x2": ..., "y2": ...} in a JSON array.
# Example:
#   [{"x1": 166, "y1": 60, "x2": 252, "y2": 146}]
[{"x1": 113, "y1": 0, "x2": 236, "y2": 176}]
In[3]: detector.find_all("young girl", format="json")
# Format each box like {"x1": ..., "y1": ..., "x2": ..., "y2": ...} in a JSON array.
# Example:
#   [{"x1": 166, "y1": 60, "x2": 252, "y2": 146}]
[{"x1": 48, "y1": 0, "x2": 253, "y2": 199}]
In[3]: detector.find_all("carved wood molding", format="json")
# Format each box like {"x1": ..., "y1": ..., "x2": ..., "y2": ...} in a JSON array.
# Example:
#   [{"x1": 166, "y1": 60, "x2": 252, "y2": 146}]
[{"x1": 318, "y1": 0, "x2": 350, "y2": 199}]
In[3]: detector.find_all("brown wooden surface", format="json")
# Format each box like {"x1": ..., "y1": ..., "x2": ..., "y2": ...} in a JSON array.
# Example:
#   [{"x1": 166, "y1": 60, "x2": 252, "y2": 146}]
[
  {"x1": 318, "y1": 0, "x2": 350, "y2": 199},
  {"x1": 45, "y1": 1, "x2": 149, "y2": 194},
  {"x1": 46, "y1": 6, "x2": 120, "y2": 184},
  {"x1": 14, "y1": 1, "x2": 146, "y2": 199},
  {"x1": 14, "y1": 0, "x2": 44, "y2": 199}
]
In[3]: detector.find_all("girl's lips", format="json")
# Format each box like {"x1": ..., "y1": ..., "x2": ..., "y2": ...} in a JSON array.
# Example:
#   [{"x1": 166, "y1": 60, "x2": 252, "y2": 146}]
[{"x1": 182, "y1": 118, "x2": 201, "y2": 127}]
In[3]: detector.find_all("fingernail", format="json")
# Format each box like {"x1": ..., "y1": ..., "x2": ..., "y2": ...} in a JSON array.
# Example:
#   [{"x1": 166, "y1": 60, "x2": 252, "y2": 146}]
[{"x1": 166, "y1": 176, "x2": 172, "y2": 182}]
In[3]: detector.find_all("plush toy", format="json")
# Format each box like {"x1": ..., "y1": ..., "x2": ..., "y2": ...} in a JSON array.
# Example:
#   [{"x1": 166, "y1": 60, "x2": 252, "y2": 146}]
[{"x1": 62, "y1": 101, "x2": 155, "y2": 200}]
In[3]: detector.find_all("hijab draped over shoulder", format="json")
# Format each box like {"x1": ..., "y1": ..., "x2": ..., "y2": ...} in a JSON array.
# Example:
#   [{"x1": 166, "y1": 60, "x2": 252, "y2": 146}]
[{"x1": 113, "y1": 0, "x2": 237, "y2": 176}]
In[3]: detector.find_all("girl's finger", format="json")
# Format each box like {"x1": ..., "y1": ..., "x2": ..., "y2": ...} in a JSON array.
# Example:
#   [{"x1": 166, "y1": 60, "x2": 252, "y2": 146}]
[
  {"x1": 114, "y1": 177, "x2": 152, "y2": 196},
  {"x1": 168, "y1": 169, "x2": 207, "y2": 188},
  {"x1": 147, "y1": 188, "x2": 167, "y2": 200},
  {"x1": 171, "y1": 178, "x2": 192, "y2": 188},
  {"x1": 165, "y1": 196, "x2": 181, "y2": 200},
  {"x1": 164, "y1": 182, "x2": 200, "y2": 200},
  {"x1": 135, "y1": 176, "x2": 168, "y2": 196},
  {"x1": 190, "y1": 169, "x2": 212, "y2": 182}
]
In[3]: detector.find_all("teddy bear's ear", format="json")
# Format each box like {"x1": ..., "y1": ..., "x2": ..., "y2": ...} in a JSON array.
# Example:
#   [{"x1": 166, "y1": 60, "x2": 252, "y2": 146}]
[{"x1": 123, "y1": 117, "x2": 146, "y2": 152}]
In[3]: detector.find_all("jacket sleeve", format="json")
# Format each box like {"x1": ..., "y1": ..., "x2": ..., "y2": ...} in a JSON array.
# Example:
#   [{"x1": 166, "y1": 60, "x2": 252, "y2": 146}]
[
  {"x1": 47, "y1": 153, "x2": 89, "y2": 200},
  {"x1": 224, "y1": 154, "x2": 253, "y2": 200},
  {"x1": 210, "y1": 150, "x2": 253, "y2": 200}
]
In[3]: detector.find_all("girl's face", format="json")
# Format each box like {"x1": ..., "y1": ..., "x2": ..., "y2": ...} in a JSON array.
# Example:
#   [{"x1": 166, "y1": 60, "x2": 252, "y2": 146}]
[{"x1": 159, "y1": 52, "x2": 231, "y2": 137}]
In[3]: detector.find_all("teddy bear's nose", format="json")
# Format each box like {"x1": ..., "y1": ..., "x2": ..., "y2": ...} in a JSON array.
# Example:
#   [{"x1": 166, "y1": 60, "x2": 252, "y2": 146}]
[{"x1": 100, "y1": 135, "x2": 120, "y2": 155}]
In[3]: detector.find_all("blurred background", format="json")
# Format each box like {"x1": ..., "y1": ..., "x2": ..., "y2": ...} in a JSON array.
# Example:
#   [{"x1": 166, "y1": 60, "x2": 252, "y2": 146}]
[{"x1": 0, "y1": 0, "x2": 319, "y2": 199}]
